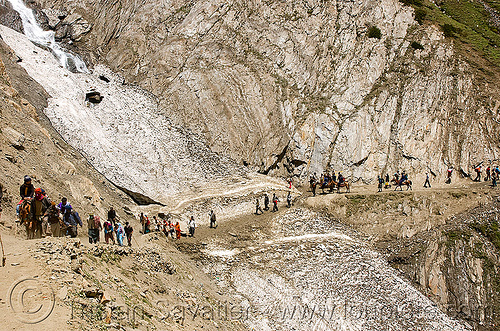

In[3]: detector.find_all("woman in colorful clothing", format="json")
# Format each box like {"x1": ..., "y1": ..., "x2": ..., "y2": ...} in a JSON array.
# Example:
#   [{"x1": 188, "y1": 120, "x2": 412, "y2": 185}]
[{"x1": 103, "y1": 219, "x2": 115, "y2": 244}]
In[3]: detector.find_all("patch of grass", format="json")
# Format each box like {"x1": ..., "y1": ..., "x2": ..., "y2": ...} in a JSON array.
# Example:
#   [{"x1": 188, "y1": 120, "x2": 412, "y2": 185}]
[
  {"x1": 473, "y1": 242, "x2": 488, "y2": 259},
  {"x1": 450, "y1": 191, "x2": 467, "y2": 198},
  {"x1": 415, "y1": 8, "x2": 427, "y2": 24},
  {"x1": 442, "y1": 23, "x2": 460, "y2": 37},
  {"x1": 347, "y1": 195, "x2": 366, "y2": 204},
  {"x1": 101, "y1": 251, "x2": 122, "y2": 264},
  {"x1": 368, "y1": 26, "x2": 382, "y2": 39},
  {"x1": 411, "y1": 41, "x2": 424, "y2": 49},
  {"x1": 400, "y1": 0, "x2": 500, "y2": 65},
  {"x1": 444, "y1": 229, "x2": 472, "y2": 246},
  {"x1": 470, "y1": 221, "x2": 500, "y2": 250}
]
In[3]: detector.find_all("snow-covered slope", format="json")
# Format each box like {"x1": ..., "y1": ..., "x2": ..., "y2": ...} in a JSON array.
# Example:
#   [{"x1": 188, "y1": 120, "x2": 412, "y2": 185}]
[{"x1": 0, "y1": 25, "x2": 287, "y2": 206}]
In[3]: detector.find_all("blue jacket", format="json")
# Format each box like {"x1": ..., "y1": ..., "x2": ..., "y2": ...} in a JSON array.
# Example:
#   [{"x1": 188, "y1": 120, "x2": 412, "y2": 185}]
[{"x1": 64, "y1": 211, "x2": 82, "y2": 227}]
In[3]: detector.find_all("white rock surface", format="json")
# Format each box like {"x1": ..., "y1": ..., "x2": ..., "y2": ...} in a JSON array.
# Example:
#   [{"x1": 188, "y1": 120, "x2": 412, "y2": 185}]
[{"x1": 0, "y1": 25, "x2": 288, "y2": 207}]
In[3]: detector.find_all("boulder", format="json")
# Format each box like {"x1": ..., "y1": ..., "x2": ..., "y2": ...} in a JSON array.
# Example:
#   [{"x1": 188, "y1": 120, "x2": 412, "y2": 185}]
[{"x1": 2, "y1": 126, "x2": 25, "y2": 150}]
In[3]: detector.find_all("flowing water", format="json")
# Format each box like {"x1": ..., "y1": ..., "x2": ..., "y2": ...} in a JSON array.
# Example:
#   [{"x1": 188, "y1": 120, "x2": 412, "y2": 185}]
[{"x1": 7, "y1": 0, "x2": 88, "y2": 73}]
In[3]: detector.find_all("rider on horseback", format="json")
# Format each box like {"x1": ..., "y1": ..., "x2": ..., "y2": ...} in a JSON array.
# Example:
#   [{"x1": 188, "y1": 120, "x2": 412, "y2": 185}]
[
  {"x1": 17, "y1": 176, "x2": 34, "y2": 217},
  {"x1": 338, "y1": 172, "x2": 345, "y2": 184},
  {"x1": 399, "y1": 171, "x2": 408, "y2": 186}
]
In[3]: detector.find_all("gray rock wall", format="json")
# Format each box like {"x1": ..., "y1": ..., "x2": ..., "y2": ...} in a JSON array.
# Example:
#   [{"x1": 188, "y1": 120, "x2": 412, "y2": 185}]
[{"x1": 31, "y1": 0, "x2": 500, "y2": 182}]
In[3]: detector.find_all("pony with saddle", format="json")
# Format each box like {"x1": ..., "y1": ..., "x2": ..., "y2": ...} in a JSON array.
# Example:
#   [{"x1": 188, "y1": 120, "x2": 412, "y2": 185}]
[
  {"x1": 18, "y1": 198, "x2": 41, "y2": 239},
  {"x1": 320, "y1": 178, "x2": 336, "y2": 194},
  {"x1": 19, "y1": 198, "x2": 33, "y2": 239},
  {"x1": 336, "y1": 180, "x2": 350, "y2": 193},
  {"x1": 394, "y1": 179, "x2": 412, "y2": 191}
]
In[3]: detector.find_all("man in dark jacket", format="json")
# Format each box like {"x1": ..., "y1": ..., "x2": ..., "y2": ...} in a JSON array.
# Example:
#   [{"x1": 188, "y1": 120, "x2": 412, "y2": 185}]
[
  {"x1": 20, "y1": 176, "x2": 34, "y2": 199},
  {"x1": 124, "y1": 222, "x2": 133, "y2": 246},
  {"x1": 108, "y1": 207, "x2": 117, "y2": 226},
  {"x1": 63, "y1": 206, "x2": 82, "y2": 238},
  {"x1": 87, "y1": 214, "x2": 102, "y2": 244},
  {"x1": 47, "y1": 201, "x2": 61, "y2": 237},
  {"x1": 264, "y1": 194, "x2": 270, "y2": 211},
  {"x1": 30, "y1": 188, "x2": 50, "y2": 238}
]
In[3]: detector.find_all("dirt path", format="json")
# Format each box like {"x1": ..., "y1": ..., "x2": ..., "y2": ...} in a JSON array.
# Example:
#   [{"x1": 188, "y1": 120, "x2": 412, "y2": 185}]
[{"x1": 0, "y1": 231, "x2": 72, "y2": 330}]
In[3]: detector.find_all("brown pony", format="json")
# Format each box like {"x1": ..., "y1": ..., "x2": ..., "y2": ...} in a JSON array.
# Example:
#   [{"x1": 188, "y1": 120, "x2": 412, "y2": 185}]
[
  {"x1": 320, "y1": 178, "x2": 336, "y2": 194},
  {"x1": 19, "y1": 199, "x2": 36, "y2": 239},
  {"x1": 337, "y1": 181, "x2": 351, "y2": 193},
  {"x1": 394, "y1": 180, "x2": 412, "y2": 191}
]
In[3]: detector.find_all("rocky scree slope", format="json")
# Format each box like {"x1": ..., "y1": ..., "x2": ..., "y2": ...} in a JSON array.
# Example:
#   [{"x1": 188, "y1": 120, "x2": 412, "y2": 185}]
[{"x1": 27, "y1": 0, "x2": 500, "y2": 182}]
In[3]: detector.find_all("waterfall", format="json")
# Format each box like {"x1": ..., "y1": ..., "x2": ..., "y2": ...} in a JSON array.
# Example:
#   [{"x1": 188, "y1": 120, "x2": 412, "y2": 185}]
[{"x1": 7, "y1": 0, "x2": 88, "y2": 73}]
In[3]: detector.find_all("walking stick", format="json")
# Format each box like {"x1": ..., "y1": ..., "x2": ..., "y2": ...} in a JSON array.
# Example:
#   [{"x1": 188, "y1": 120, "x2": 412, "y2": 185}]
[{"x1": 0, "y1": 233, "x2": 6, "y2": 267}]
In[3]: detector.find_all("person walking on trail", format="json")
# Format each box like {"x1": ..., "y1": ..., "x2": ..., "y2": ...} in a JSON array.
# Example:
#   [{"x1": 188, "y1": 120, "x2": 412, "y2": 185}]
[
  {"x1": 145, "y1": 216, "x2": 151, "y2": 234},
  {"x1": 87, "y1": 214, "x2": 102, "y2": 244},
  {"x1": 377, "y1": 175, "x2": 383, "y2": 192},
  {"x1": 57, "y1": 197, "x2": 71, "y2": 214},
  {"x1": 424, "y1": 173, "x2": 431, "y2": 188},
  {"x1": 209, "y1": 210, "x2": 217, "y2": 228},
  {"x1": 47, "y1": 201, "x2": 61, "y2": 237},
  {"x1": 174, "y1": 221, "x2": 181, "y2": 239},
  {"x1": 63, "y1": 206, "x2": 82, "y2": 238},
  {"x1": 188, "y1": 216, "x2": 196, "y2": 237},
  {"x1": 115, "y1": 222, "x2": 125, "y2": 246},
  {"x1": 474, "y1": 165, "x2": 482, "y2": 182},
  {"x1": 108, "y1": 207, "x2": 117, "y2": 226},
  {"x1": 264, "y1": 194, "x2": 270, "y2": 211},
  {"x1": 152, "y1": 216, "x2": 159, "y2": 232},
  {"x1": 286, "y1": 192, "x2": 292, "y2": 208},
  {"x1": 384, "y1": 174, "x2": 390, "y2": 189},
  {"x1": 492, "y1": 174, "x2": 497, "y2": 188},
  {"x1": 103, "y1": 219, "x2": 115, "y2": 244},
  {"x1": 255, "y1": 198, "x2": 263, "y2": 215},
  {"x1": 124, "y1": 222, "x2": 133, "y2": 246},
  {"x1": 446, "y1": 167, "x2": 453, "y2": 184},
  {"x1": 486, "y1": 166, "x2": 491, "y2": 181},
  {"x1": 272, "y1": 193, "x2": 279, "y2": 212},
  {"x1": 139, "y1": 213, "x2": 146, "y2": 234},
  {"x1": 30, "y1": 188, "x2": 50, "y2": 238}
]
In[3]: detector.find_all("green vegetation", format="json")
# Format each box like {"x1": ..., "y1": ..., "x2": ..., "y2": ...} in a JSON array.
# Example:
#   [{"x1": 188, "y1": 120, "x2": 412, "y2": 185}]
[
  {"x1": 415, "y1": 8, "x2": 427, "y2": 24},
  {"x1": 450, "y1": 191, "x2": 467, "y2": 198},
  {"x1": 470, "y1": 220, "x2": 500, "y2": 250},
  {"x1": 368, "y1": 26, "x2": 382, "y2": 39},
  {"x1": 400, "y1": 0, "x2": 500, "y2": 65},
  {"x1": 347, "y1": 194, "x2": 366, "y2": 204},
  {"x1": 444, "y1": 229, "x2": 472, "y2": 246},
  {"x1": 411, "y1": 41, "x2": 424, "y2": 49}
]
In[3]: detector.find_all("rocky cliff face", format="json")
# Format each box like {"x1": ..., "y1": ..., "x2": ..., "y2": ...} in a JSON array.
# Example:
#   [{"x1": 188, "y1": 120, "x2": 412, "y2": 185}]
[
  {"x1": 27, "y1": 0, "x2": 500, "y2": 182},
  {"x1": 385, "y1": 197, "x2": 500, "y2": 330}
]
